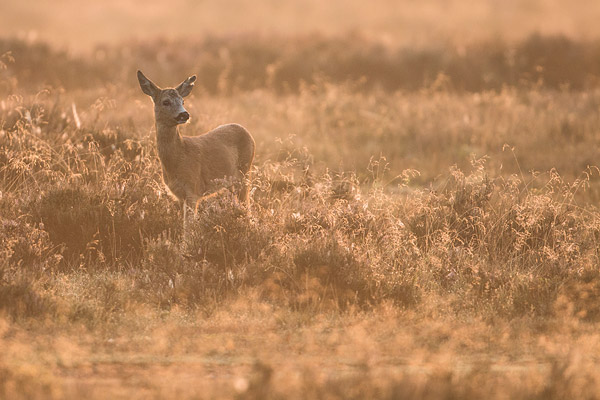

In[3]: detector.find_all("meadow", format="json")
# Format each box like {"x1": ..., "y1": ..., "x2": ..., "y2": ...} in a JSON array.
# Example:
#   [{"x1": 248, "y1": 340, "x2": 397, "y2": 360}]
[{"x1": 2, "y1": 1, "x2": 600, "y2": 398}]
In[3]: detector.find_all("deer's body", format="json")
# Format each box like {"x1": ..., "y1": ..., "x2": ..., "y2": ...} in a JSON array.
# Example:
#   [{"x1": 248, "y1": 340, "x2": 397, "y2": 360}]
[
  {"x1": 137, "y1": 71, "x2": 255, "y2": 210},
  {"x1": 156, "y1": 121, "x2": 254, "y2": 204}
]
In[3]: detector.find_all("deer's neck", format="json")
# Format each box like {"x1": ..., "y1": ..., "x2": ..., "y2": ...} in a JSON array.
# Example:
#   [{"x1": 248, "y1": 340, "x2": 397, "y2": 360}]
[{"x1": 155, "y1": 121, "x2": 183, "y2": 170}]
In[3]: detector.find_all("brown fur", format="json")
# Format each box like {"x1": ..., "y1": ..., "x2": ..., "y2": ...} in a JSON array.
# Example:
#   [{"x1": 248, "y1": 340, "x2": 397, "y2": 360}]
[{"x1": 137, "y1": 71, "x2": 255, "y2": 209}]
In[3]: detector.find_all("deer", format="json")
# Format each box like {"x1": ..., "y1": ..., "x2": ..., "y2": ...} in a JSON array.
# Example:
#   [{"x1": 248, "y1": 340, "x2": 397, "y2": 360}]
[{"x1": 137, "y1": 70, "x2": 255, "y2": 227}]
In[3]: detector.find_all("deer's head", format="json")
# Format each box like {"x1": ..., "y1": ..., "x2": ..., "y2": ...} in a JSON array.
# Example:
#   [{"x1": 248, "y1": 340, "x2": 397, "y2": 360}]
[{"x1": 137, "y1": 70, "x2": 196, "y2": 126}]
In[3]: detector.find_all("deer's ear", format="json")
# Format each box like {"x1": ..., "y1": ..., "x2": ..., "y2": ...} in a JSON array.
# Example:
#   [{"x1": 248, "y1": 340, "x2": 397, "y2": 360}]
[
  {"x1": 176, "y1": 75, "x2": 196, "y2": 97},
  {"x1": 137, "y1": 70, "x2": 160, "y2": 98}
]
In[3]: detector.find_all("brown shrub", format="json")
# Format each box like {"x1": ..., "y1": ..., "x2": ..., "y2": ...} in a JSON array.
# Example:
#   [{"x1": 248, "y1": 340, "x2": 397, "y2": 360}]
[{"x1": 4, "y1": 34, "x2": 600, "y2": 94}]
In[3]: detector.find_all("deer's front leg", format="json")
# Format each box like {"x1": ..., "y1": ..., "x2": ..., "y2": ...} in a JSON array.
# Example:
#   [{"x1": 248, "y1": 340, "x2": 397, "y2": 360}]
[
  {"x1": 182, "y1": 194, "x2": 199, "y2": 234},
  {"x1": 182, "y1": 200, "x2": 189, "y2": 241}
]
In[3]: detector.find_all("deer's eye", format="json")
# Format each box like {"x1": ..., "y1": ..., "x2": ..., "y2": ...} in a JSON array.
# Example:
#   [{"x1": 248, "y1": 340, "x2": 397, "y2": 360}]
[{"x1": 162, "y1": 100, "x2": 171, "y2": 106}]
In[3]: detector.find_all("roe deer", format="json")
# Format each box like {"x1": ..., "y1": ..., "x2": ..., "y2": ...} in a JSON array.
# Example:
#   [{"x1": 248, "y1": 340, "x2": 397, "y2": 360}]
[{"x1": 137, "y1": 71, "x2": 255, "y2": 223}]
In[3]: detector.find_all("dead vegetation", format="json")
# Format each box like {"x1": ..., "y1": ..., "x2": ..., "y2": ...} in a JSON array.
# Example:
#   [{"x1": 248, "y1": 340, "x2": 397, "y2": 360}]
[
  {"x1": 2, "y1": 30, "x2": 600, "y2": 398},
  {"x1": 4, "y1": 33, "x2": 600, "y2": 94}
]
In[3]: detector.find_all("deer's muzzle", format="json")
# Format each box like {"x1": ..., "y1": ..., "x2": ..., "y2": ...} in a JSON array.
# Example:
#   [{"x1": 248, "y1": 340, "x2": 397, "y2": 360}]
[{"x1": 176, "y1": 111, "x2": 190, "y2": 123}]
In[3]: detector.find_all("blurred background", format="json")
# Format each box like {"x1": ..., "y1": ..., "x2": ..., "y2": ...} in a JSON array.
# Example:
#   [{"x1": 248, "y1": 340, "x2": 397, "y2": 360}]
[
  {"x1": 2, "y1": 0, "x2": 600, "y2": 51},
  {"x1": 2, "y1": 0, "x2": 600, "y2": 95},
  {"x1": 2, "y1": 0, "x2": 600, "y2": 186}
]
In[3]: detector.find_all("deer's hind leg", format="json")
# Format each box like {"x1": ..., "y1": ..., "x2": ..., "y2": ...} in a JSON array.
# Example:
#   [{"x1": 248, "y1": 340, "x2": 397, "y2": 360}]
[
  {"x1": 235, "y1": 131, "x2": 255, "y2": 204},
  {"x1": 236, "y1": 154, "x2": 254, "y2": 204},
  {"x1": 236, "y1": 171, "x2": 251, "y2": 204}
]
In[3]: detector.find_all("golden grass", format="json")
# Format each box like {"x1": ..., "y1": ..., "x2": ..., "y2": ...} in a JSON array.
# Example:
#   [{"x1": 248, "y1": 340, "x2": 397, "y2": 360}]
[{"x1": 2, "y1": 30, "x2": 600, "y2": 398}]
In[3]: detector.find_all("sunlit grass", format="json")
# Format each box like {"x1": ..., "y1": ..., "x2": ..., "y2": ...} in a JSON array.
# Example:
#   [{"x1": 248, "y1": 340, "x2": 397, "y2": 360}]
[{"x1": 2, "y1": 35, "x2": 600, "y2": 398}]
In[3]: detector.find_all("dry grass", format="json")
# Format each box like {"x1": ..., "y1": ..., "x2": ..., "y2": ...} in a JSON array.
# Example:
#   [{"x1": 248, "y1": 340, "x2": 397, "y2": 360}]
[
  {"x1": 2, "y1": 6, "x2": 600, "y2": 397},
  {"x1": 5, "y1": 33, "x2": 600, "y2": 94}
]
